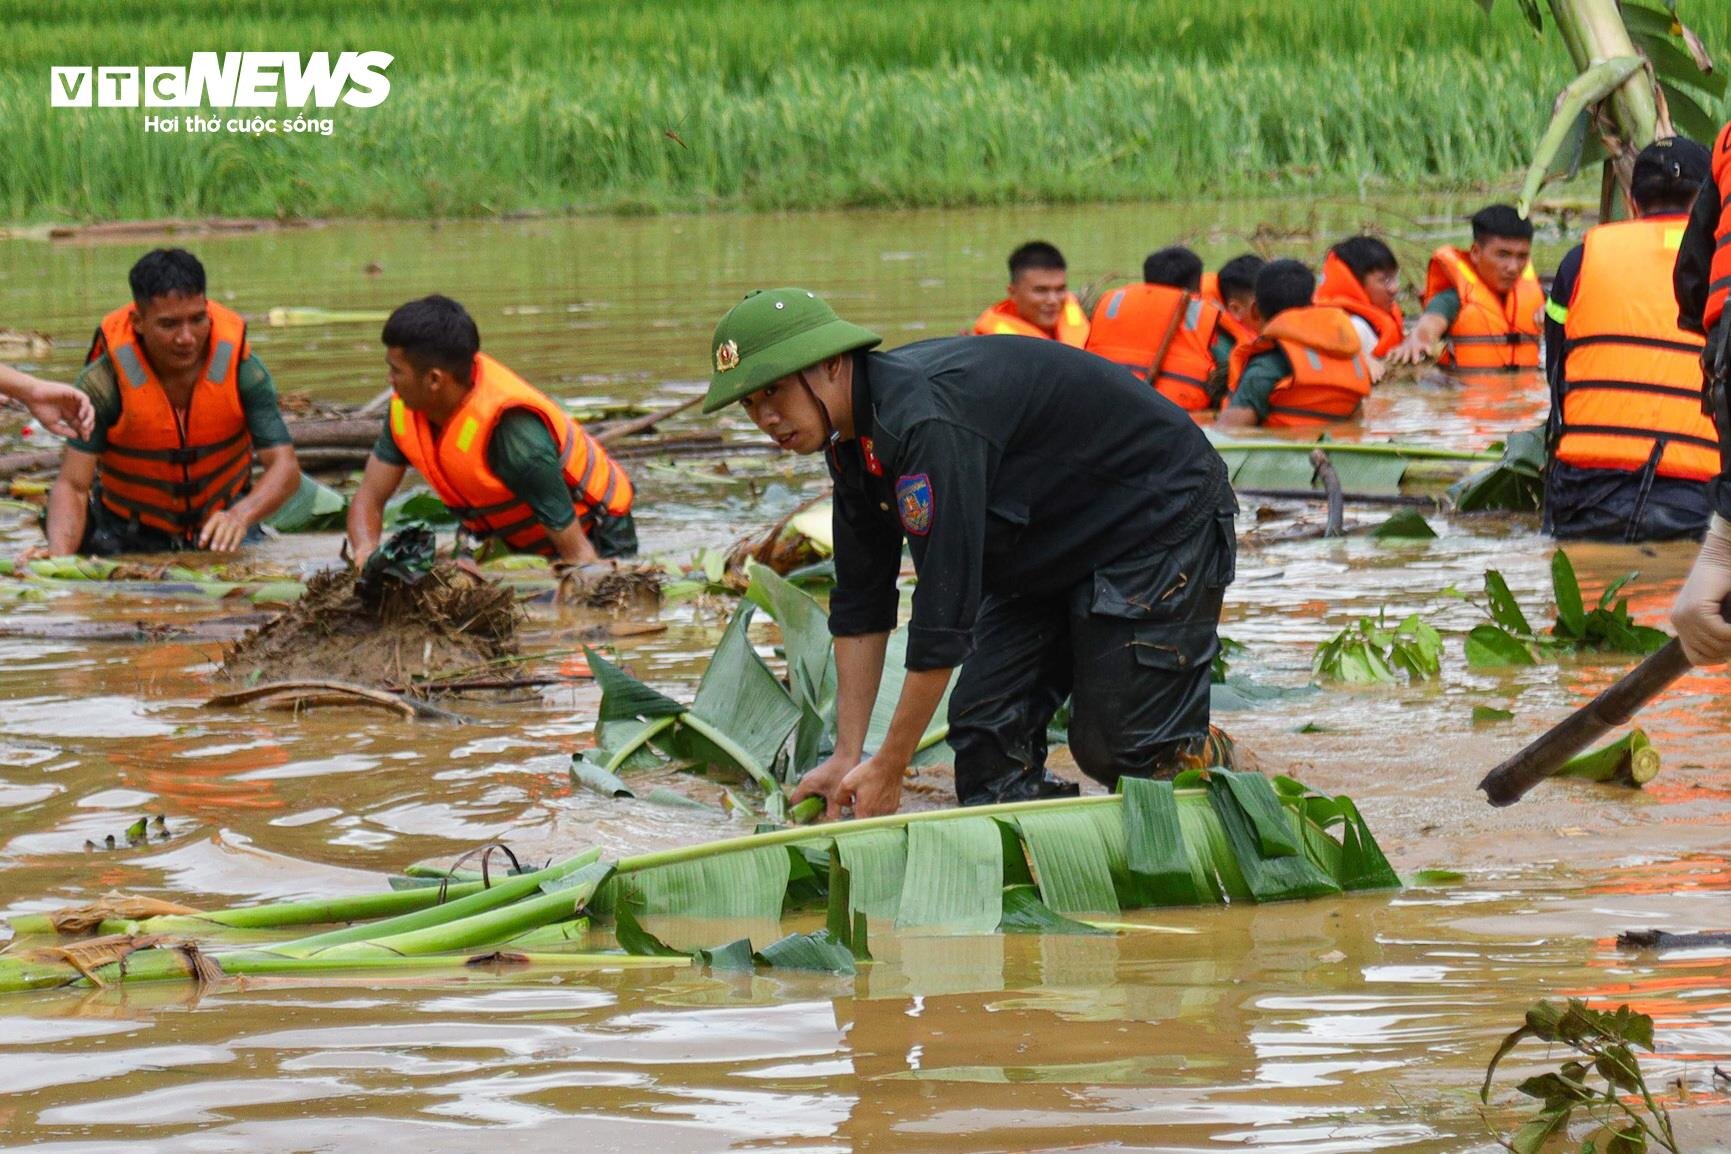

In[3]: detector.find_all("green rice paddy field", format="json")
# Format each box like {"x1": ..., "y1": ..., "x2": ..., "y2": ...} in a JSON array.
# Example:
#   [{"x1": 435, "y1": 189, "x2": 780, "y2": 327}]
[{"x1": 2, "y1": 0, "x2": 1729, "y2": 221}]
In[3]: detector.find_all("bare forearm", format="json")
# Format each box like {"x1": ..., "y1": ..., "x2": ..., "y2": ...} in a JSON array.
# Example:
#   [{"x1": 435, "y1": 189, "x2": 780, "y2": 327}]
[
  {"x1": 547, "y1": 518, "x2": 601, "y2": 567},
  {"x1": 346, "y1": 457, "x2": 405, "y2": 565},
  {"x1": 0, "y1": 364, "x2": 48, "y2": 402},
  {"x1": 1411, "y1": 313, "x2": 1448, "y2": 349},
  {"x1": 874, "y1": 665, "x2": 951, "y2": 766},
  {"x1": 229, "y1": 454, "x2": 301, "y2": 526},
  {"x1": 45, "y1": 478, "x2": 88, "y2": 554},
  {"x1": 832, "y1": 632, "x2": 890, "y2": 761}
]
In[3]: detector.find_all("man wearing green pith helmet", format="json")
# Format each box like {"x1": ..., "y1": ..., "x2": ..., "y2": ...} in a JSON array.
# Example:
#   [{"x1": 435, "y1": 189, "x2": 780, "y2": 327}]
[{"x1": 704, "y1": 288, "x2": 1237, "y2": 818}]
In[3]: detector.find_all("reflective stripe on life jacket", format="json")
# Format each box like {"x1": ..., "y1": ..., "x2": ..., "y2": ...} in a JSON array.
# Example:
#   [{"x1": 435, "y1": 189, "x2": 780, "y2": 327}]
[
  {"x1": 971, "y1": 294, "x2": 1090, "y2": 347},
  {"x1": 86, "y1": 300, "x2": 254, "y2": 541},
  {"x1": 1227, "y1": 305, "x2": 1373, "y2": 427},
  {"x1": 1083, "y1": 283, "x2": 1224, "y2": 410},
  {"x1": 1705, "y1": 121, "x2": 1731, "y2": 332},
  {"x1": 1556, "y1": 216, "x2": 1716, "y2": 482},
  {"x1": 1423, "y1": 246, "x2": 1543, "y2": 371},
  {"x1": 1202, "y1": 272, "x2": 1259, "y2": 345},
  {"x1": 1315, "y1": 251, "x2": 1405, "y2": 358},
  {"x1": 388, "y1": 353, "x2": 634, "y2": 557}
]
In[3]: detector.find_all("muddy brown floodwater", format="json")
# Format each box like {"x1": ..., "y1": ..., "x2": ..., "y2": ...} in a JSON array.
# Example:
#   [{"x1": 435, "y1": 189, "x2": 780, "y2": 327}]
[{"x1": 0, "y1": 200, "x2": 1728, "y2": 1152}]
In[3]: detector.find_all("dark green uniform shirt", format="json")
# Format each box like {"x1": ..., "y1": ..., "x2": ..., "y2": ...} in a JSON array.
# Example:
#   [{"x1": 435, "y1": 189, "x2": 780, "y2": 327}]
[
  {"x1": 1225, "y1": 349, "x2": 1291, "y2": 422},
  {"x1": 1210, "y1": 331, "x2": 1235, "y2": 370},
  {"x1": 67, "y1": 353, "x2": 293, "y2": 455},
  {"x1": 372, "y1": 409, "x2": 577, "y2": 532},
  {"x1": 1422, "y1": 289, "x2": 1463, "y2": 326},
  {"x1": 826, "y1": 335, "x2": 1230, "y2": 671}
]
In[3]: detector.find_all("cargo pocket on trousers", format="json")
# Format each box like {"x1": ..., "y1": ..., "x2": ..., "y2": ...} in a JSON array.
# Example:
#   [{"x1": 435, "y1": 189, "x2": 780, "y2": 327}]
[
  {"x1": 1090, "y1": 548, "x2": 1190, "y2": 622},
  {"x1": 1128, "y1": 619, "x2": 1221, "y2": 675}
]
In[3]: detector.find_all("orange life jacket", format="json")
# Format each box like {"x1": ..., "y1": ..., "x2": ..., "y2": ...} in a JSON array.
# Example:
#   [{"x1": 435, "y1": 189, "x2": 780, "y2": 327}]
[
  {"x1": 86, "y1": 300, "x2": 254, "y2": 542},
  {"x1": 1202, "y1": 272, "x2": 1259, "y2": 346},
  {"x1": 1705, "y1": 121, "x2": 1731, "y2": 332},
  {"x1": 1227, "y1": 306, "x2": 1373, "y2": 427},
  {"x1": 971, "y1": 294, "x2": 1090, "y2": 347},
  {"x1": 388, "y1": 353, "x2": 634, "y2": 557},
  {"x1": 1084, "y1": 283, "x2": 1224, "y2": 410},
  {"x1": 1315, "y1": 251, "x2": 1405, "y2": 358},
  {"x1": 1556, "y1": 216, "x2": 1716, "y2": 482},
  {"x1": 1423, "y1": 246, "x2": 1543, "y2": 371}
]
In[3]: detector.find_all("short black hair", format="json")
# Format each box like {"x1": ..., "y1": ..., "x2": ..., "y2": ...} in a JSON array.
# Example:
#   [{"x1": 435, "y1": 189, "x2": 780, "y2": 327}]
[
  {"x1": 1254, "y1": 259, "x2": 1315, "y2": 321},
  {"x1": 1142, "y1": 245, "x2": 1204, "y2": 290},
  {"x1": 1216, "y1": 253, "x2": 1265, "y2": 303},
  {"x1": 128, "y1": 248, "x2": 206, "y2": 306},
  {"x1": 382, "y1": 294, "x2": 481, "y2": 377},
  {"x1": 1329, "y1": 236, "x2": 1399, "y2": 280},
  {"x1": 1470, "y1": 204, "x2": 1534, "y2": 245},
  {"x1": 1631, "y1": 136, "x2": 1707, "y2": 215},
  {"x1": 1008, "y1": 241, "x2": 1067, "y2": 280}
]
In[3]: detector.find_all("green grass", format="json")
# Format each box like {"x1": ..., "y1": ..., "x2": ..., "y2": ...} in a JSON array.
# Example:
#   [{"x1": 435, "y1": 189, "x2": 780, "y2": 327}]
[{"x1": 1, "y1": 0, "x2": 1727, "y2": 222}]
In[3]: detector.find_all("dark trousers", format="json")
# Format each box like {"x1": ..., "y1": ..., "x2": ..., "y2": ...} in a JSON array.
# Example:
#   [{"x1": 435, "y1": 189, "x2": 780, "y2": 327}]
[
  {"x1": 1543, "y1": 461, "x2": 1712, "y2": 543},
  {"x1": 946, "y1": 503, "x2": 1236, "y2": 806},
  {"x1": 77, "y1": 492, "x2": 264, "y2": 555},
  {"x1": 588, "y1": 510, "x2": 639, "y2": 558}
]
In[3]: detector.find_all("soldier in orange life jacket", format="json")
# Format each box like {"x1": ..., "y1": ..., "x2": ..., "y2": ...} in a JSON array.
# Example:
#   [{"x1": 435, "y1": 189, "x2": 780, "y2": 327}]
[
  {"x1": 1217, "y1": 259, "x2": 1374, "y2": 429},
  {"x1": 1316, "y1": 235, "x2": 1404, "y2": 380},
  {"x1": 970, "y1": 240, "x2": 1089, "y2": 347},
  {"x1": 1084, "y1": 245, "x2": 1234, "y2": 411},
  {"x1": 1544, "y1": 137, "x2": 1718, "y2": 542},
  {"x1": 345, "y1": 295, "x2": 637, "y2": 593},
  {"x1": 1203, "y1": 253, "x2": 1265, "y2": 348},
  {"x1": 37, "y1": 248, "x2": 302, "y2": 557},
  {"x1": 1388, "y1": 205, "x2": 1543, "y2": 371}
]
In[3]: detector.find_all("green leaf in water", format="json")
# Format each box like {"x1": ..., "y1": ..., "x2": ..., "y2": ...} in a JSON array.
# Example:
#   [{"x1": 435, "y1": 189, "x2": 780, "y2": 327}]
[
  {"x1": 998, "y1": 884, "x2": 1109, "y2": 935},
  {"x1": 613, "y1": 904, "x2": 689, "y2": 958},
  {"x1": 1472, "y1": 706, "x2": 1516, "y2": 724},
  {"x1": 571, "y1": 754, "x2": 634, "y2": 798},
  {"x1": 1465, "y1": 624, "x2": 1537, "y2": 667},
  {"x1": 755, "y1": 928, "x2": 856, "y2": 974},
  {"x1": 1369, "y1": 509, "x2": 1437, "y2": 539},
  {"x1": 1484, "y1": 569, "x2": 1534, "y2": 636},
  {"x1": 1551, "y1": 550, "x2": 1586, "y2": 640}
]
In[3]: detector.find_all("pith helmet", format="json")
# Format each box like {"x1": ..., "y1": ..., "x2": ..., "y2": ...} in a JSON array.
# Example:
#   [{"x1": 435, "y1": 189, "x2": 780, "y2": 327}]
[{"x1": 704, "y1": 288, "x2": 881, "y2": 413}]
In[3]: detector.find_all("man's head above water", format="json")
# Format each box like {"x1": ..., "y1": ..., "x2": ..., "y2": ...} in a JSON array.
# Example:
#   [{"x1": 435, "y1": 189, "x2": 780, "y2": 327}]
[
  {"x1": 1004, "y1": 240, "x2": 1070, "y2": 332},
  {"x1": 1467, "y1": 204, "x2": 1535, "y2": 297},
  {"x1": 703, "y1": 288, "x2": 882, "y2": 452}
]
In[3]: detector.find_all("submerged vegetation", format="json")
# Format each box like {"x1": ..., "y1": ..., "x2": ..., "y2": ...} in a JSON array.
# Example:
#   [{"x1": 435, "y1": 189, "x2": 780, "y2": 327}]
[
  {"x1": 0, "y1": 771, "x2": 1399, "y2": 992},
  {"x1": 1463, "y1": 550, "x2": 1671, "y2": 667},
  {"x1": 1482, "y1": 999, "x2": 1680, "y2": 1153},
  {"x1": 6, "y1": 0, "x2": 1730, "y2": 222}
]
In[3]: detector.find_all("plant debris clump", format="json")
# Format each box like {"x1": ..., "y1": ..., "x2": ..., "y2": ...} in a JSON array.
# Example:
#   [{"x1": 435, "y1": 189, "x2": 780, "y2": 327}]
[{"x1": 220, "y1": 562, "x2": 520, "y2": 688}]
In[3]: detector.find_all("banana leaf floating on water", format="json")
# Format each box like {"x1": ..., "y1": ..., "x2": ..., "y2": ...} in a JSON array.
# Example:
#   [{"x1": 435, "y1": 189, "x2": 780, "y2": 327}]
[
  {"x1": 0, "y1": 771, "x2": 1400, "y2": 992},
  {"x1": 1205, "y1": 434, "x2": 1504, "y2": 501},
  {"x1": 0, "y1": 555, "x2": 310, "y2": 605}
]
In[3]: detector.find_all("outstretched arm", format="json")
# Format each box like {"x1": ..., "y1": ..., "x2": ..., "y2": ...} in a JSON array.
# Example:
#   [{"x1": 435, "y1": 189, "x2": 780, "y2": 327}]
[
  {"x1": 1387, "y1": 313, "x2": 1449, "y2": 366},
  {"x1": 0, "y1": 366, "x2": 95, "y2": 440},
  {"x1": 346, "y1": 454, "x2": 407, "y2": 567}
]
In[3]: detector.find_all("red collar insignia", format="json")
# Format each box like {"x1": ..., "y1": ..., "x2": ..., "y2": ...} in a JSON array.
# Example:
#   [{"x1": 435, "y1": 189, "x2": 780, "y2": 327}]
[{"x1": 859, "y1": 436, "x2": 884, "y2": 476}]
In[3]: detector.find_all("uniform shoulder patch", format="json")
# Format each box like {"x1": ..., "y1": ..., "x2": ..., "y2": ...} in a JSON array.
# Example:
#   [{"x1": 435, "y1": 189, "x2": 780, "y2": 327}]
[{"x1": 895, "y1": 473, "x2": 932, "y2": 536}]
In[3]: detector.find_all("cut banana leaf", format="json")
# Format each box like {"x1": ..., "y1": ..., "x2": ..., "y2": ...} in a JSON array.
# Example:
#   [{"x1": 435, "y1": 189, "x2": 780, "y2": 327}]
[
  {"x1": 1206, "y1": 773, "x2": 1341, "y2": 902},
  {"x1": 896, "y1": 817, "x2": 1003, "y2": 933},
  {"x1": 1210, "y1": 439, "x2": 1496, "y2": 497}
]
